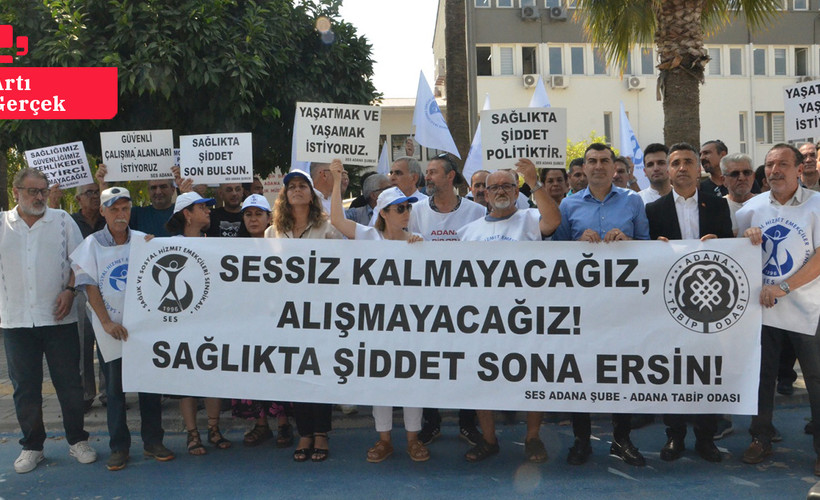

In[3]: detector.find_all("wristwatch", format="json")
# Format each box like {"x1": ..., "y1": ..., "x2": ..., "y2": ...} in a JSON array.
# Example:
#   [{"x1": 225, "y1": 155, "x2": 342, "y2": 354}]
[
  {"x1": 779, "y1": 282, "x2": 791, "y2": 295},
  {"x1": 531, "y1": 181, "x2": 544, "y2": 193},
  {"x1": 65, "y1": 286, "x2": 77, "y2": 296}
]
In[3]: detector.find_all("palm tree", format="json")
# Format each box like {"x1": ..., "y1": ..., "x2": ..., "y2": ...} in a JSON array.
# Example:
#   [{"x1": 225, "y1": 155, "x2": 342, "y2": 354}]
[
  {"x1": 445, "y1": 0, "x2": 471, "y2": 163},
  {"x1": 576, "y1": 0, "x2": 782, "y2": 147}
]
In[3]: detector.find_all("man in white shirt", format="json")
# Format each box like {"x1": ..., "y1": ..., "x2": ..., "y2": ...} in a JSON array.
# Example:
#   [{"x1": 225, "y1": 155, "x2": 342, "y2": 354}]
[
  {"x1": 737, "y1": 143, "x2": 820, "y2": 475},
  {"x1": 458, "y1": 161, "x2": 561, "y2": 463},
  {"x1": 310, "y1": 162, "x2": 334, "y2": 213},
  {"x1": 721, "y1": 153, "x2": 756, "y2": 236},
  {"x1": 345, "y1": 174, "x2": 390, "y2": 225},
  {"x1": 638, "y1": 143, "x2": 671, "y2": 205},
  {"x1": 0, "y1": 168, "x2": 97, "y2": 473},
  {"x1": 799, "y1": 142, "x2": 820, "y2": 191},
  {"x1": 389, "y1": 156, "x2": 427, "y2": 201}
]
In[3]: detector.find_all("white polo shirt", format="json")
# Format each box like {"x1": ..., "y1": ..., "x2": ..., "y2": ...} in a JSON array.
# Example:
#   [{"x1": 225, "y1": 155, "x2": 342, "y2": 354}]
[{"x1": 0, "y1": 207, "x2": 82, "y2": 328}]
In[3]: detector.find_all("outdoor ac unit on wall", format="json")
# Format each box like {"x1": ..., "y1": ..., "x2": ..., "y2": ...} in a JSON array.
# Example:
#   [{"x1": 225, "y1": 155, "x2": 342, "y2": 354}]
[
  {"x1": 521, "y1": 6, "x2": 540, "y2": 20},
  {"x1": 523, "y1": 74, "x2": 538, "y2": 88},
  {"x1": 550, "y1": 75, "x2": 568, "y2": 89},
  {"x1": 627, "y1": 76, "x2": 646, "y2": 91},
  {"x1": 549, "y1": 6, "x2": 567, "y2": 21}
]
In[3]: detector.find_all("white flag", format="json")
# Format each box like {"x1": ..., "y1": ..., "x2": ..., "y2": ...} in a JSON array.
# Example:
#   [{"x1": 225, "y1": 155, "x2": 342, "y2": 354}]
[
  {"x1": 462, "y1": 94, "x2": 492, "y2": 184},
  {"x1": 529, "y1": 76, "x2": 551, "y2": 108},
  {"x1": 376, "y1": 141, "x2": 390, "y2": 175},
  {"x1": 291, "y1": 115, "x2": 311, "y2": 172},
  {"x1": 619, "y1": 102, "x2": 648, "y2": 189},
  {"x1": 412, "y1": 71, "x2": 461, "y2": 159}
]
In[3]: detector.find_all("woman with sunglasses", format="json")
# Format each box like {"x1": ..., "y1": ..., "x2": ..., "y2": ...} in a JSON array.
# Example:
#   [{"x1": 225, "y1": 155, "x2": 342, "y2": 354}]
[
  {"x1": 266, "y1": 169, "x2": 342, "y2": 462},
  {"x1": 328, "y1": 159, "x2": 428, "y2": 463}
]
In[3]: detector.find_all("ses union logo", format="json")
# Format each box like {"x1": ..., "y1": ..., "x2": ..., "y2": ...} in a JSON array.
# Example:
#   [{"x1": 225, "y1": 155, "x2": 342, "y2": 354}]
[
  {"x1": 135, "y1": 247, "x2": 210, "y2": 317},
  {"x1": 0, "y1": 24, "x2": 118, "y2": 120}
]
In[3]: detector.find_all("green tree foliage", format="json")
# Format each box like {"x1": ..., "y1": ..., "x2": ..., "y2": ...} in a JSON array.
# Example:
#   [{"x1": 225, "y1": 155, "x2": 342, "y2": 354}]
[
  {"x1": 566, "y1": 132, "x2": 609, "y2": 168},
  {"x1": 0, "y1": 0, "x2": 378, "y2": 198}
]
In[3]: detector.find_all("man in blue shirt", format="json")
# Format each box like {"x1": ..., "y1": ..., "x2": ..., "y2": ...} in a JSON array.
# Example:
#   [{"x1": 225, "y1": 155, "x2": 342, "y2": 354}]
[{"x1": 552, "y1": 142, "x2": 650, "y2": 467}]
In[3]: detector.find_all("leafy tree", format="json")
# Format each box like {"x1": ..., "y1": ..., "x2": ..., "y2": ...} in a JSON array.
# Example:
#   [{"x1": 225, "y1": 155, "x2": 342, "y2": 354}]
[
  {"x1": 575, "y1": 0, "x2": 781, "y2": 147},
  {"x1": 0, "y1": 0, "x2": 378, "y2": 209}
]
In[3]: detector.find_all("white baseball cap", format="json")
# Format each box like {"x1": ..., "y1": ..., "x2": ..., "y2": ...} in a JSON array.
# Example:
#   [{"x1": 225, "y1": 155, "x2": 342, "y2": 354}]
[
  {"x1": 241, "y1": 194, "x2": 271, "y2": 212},
  {"x1": 100, "y1": 187, "x2": 131, "y2": 207},
  {"x1": 374, "y1": 187, "x2": 418, "y2": 215},
  {"x1": 173, "y1": 192, "x2": 215, "y2": 214}
]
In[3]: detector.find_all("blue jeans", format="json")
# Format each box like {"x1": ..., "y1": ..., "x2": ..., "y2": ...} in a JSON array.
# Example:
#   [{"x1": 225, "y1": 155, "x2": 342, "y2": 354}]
[
  {"x1": 3, "y1": 324, "x2": 89, "y2": 450},
  {"x1": 99, "y1": 353, "x2": 164, "y2": 452}
]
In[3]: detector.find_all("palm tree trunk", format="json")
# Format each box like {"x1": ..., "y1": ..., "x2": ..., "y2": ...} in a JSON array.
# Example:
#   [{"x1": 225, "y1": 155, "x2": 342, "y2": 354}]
[{"x1": 445, "y1": 0, "x2": 471, "y2": 164}]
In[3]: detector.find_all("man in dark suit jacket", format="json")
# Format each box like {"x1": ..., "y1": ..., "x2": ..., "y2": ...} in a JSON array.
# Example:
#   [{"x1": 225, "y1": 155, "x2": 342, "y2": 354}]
[{"x1": 645, "y1": 142, "x2": 734, "y2": 463}]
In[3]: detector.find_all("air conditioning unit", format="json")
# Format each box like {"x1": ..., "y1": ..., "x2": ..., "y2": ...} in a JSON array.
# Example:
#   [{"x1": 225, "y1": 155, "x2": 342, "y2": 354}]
[
  {"x1": 626, "y1": 75, "x2": 646, "y2": 91},
  {"x1": 550, "y1": 74, "x2": 568, "y2": 89},
  {"x1": 523, "y1": 74, "x2": 538, "y2": 88},
  {"x1": 798, "y1": 76, "x2": 814, "y2": 83},
  {"x1": 521, "y1": 6, "x2": 540, "y2": 20},
  {"x1": 549, "y1": 6, "x2": 568, "y2": 21}
]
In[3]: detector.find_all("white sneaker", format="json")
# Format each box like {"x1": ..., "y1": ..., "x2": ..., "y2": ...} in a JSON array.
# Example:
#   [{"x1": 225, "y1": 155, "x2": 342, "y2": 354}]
[
  {"x1": 14, "y1": 450, "x2": 44, "y2": 473},
  {"x1": 68, "y1": 441, "x2": 97, "y2": 464}
]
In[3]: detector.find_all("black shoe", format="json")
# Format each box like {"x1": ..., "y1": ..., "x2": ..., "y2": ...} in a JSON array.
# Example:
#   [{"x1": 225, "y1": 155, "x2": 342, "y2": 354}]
[
  {"x1": 610, "y1": 437, "x2": 646, "y2": 467},
  {"x1": 806, "y1": 421, "x2": 814, "y2": 435},
  {"x1": 567, "y1": 439, "x2": 592, "y2": 465},
  {"x1": 459, "y1": 425, "x2": 482, "y2": 446},
  {"x1": 418, "y1": 422, "x2": 441, "y2": 445},
  {"x1": 694, "y1": 440, "x2": 722, "y2": 462},
  {"x1": 660, "y1": 436, "x2": 684, "y2": 462},
  {"x1": 776, "y1": 381, "x2": 795, "y2": 396}
]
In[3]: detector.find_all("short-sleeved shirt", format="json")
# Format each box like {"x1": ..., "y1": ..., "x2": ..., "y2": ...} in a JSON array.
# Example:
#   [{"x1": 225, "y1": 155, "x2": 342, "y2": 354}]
[
  {"x1": 206, "y1": 207, "x2": 243, "y2": 238},
  {"x1": 552, "y1": 185, "x2": 650, "y2": 241},
  {"x1": 409, "y1": 197, "x2": 486, "y2": 241},
  {"x1": 458, "y1": 209, "x2": 541, "y2": 242},
  {"x1": 0, "y1": 207, "x2": 82, "y2": 327},
  {"x1": 264, "y1": 219, "x2": 342, "y2": 239},
  {"x1": 130, "y1": 205, "x2": 174, "y2": 237},
  {"x1": 72, "y1": 211, "x2": 106, "y2": 239}
]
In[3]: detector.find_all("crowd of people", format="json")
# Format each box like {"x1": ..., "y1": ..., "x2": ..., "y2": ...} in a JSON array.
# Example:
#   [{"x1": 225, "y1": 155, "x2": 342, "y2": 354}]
[{"x1": 0, "y1": 137, "x2": 817, "y2": 478}]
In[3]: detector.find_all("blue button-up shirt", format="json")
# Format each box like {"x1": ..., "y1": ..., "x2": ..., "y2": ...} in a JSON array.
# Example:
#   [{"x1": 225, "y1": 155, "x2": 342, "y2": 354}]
[{"x1": 552, "y1": 185, "x2": 650, "y2": 241}]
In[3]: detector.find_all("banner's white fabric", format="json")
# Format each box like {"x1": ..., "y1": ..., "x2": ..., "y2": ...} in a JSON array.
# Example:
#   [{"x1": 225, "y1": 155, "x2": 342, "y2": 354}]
[{"x1": 122, "y1": 238, "x2": 761, "y2": 414}]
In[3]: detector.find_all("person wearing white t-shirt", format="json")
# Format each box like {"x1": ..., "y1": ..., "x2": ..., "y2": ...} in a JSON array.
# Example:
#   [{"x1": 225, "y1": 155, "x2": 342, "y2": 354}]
[
  {"x1": 458, "y1": 162, "x2": 561, "y2": 464},
  {"x1": 310, "y1": 162, "x2": 334, "y2": 214},
  {"x1": 721, "y1": 153, "x2": 755, "y2": 236},
  {"x1": 389, "y1": 156, "x2": 428, "y2": 201},
  {"x1": 328, "y1": 159, "x2": 430, "y2": 464},
  {"x1": 638, "y1": 143, "x2": 671, "y2": 205},
  {"x1": 409, "y1": 154, "x2": 485, "y2": 241},
  {"x1": 736, "y1": 143, "x2": 820, "y2": 474}
]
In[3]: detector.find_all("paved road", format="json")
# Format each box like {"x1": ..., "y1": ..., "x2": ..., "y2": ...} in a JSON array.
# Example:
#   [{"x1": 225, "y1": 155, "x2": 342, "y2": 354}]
[{"x1": 0, "y1": 407, "x2": 818, "y2": 499}]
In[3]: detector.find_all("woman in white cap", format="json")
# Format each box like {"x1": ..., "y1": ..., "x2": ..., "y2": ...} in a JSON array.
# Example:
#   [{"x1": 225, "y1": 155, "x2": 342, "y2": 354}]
[
  {"x1": 328, "y1": 159, "x2": 428, "y2": 463},
  {"x1": 164, "y1": 192, "x2": 232, "y2": 455},
  {"x1": 266, "y1": 169, "x2": 341, "y2": 462}
]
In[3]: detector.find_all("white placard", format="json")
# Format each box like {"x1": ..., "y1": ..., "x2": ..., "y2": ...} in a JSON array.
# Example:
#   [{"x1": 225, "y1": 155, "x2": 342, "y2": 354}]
[
  {"x1": 100, "y1": 129, "x2": 174, "y2": 181},
  {"x1": 179, "y1": 132, "x2": 253, "y2": 184},
  {"x1": 295, "y1": 102, "x2": 381, "y2": 166},
  {"x1": 123, "y1": 238, "x2": 761, "y2": 414},
  {"x1": 24, "y1": 141, "x2": 92, "y2": 189},
  {"x1": 480, "y1": 107, "x2": 567, "y2": 169},
  {"x1": 784, "y1": 80, "x2": 820, "y2": 141}
]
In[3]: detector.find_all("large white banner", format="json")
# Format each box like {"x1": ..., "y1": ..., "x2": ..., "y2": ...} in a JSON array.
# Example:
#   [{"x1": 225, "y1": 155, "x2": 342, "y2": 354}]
[
  {"x1": 294, "y1": 102, "x2": 381, "y2": 166},
  {"x1": 24, "y1": 141, "x2": 93, "y2": 189},
  {"x1": 100, "y1": 129, "x2": 174, "y2": 182},
  {"x1": 122, "y1": 238, "x2": 761, "y2": 414},
  {"x1": 480, "y1": 107, "x2": 567, "y2": 170}
]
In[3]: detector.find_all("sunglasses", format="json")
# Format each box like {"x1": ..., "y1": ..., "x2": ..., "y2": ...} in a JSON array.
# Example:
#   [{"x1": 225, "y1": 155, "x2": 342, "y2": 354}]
[
  {"x1": 726, "y1": 170, "x2": 754, "y2": 178},
  {"x1": 387, "y1": 203, "x2": 412, "y2": 214}
]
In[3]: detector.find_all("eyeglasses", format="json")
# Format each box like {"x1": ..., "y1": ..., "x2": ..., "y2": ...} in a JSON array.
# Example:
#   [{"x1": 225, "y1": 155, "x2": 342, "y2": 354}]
[
  {"x1": 149, "y1": 184, "x2": 171, "y2": 191},
  {"x1": 20, "y1": 187, "x2": 50, "y2": 197},
  {"x1": 80, "y1": 189, "x2": 100, "y2": 197},
  {"x1": 486, "y1": 183, "x2": 517, "y2": 194},
  {"x1": 726, "y1": 169, "x2": 754, "y2": 178},
  {"x1": 387, "y1": 203, "x2": 412, "y2": 214}
]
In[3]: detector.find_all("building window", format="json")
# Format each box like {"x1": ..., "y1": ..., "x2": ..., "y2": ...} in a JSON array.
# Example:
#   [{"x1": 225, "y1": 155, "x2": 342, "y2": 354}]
[
  {"x1": 521, "y1": 0, "x2": 536, "y2": 6},
  {"x1": 522, "y1": 46, "x2": 537, "y2": 74},
  {"x1": 755, "y1": 112, "x2": 785, "y2": 144},
  {"x1": 476, "y1": 46, "x2": 492, "y2": 76},
  {"x1": 499, "y1": 47, "x2": 514, "y2": 75},
  {"x1": 708, "y1": 48, "x2": 721, "y2": 76},
  {"x1": 753, "y1": 48, "x2": 766, "y2": 75},
  {"x1": 729, "y1": 48, "x2": 743, "y2": 75},
  {"x1": 624, "y1": 51, "x2": 633, "y2": 75},
  {"x1": 392, "y1": 135, "x2": 421, "y2": 162},
  {"x1": 795, "y1": 47, "x2": 808, "y2": 76},
  {"x1": 497, "y1": 0, "x2": 513, "y2": 7},
  {"x1": 794, "y1": 0, "x2": 808, "y2": 9},
  {"x1": 571, "y1": 46, "x2": 584, "y2": 75},
  {"x1": 603, "y1": 112, "x2": 612, "y2": 145},
  {"x1": 641, "y1": 48, "x2": 654, "y2": 75},
  {"x1": 774, "y1": 48, "x2": 787, "y2": 75},
  {"x1": 475, "y1": 0, "x2": 490, "y2": 6},
  {"x1": 593, "y1": 47, "x2": 608, "y2": 75},
  {"x1": 567, "y1": 0, "x2": 577, "y2": 7},
  {"x1": 549, "y1": 46, "x2": 563, "y2": 74},
  {"x1": 738, "y1": 113, "x2": 747, "y2": 154},
  {"x1": 545, "y1": 0, "x2": 560, "y2": 6}
]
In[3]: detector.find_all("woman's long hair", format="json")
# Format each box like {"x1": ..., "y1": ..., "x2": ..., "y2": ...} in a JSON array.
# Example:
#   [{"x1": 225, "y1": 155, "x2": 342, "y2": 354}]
[{"x1": 272, "y1": 184, "x2": 326, "y2": 234}]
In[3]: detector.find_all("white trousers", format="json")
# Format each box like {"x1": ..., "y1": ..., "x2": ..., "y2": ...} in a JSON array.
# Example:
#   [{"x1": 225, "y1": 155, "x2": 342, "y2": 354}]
[{"x1": 372, "y1": 406, "x2": 423, "y2": 433}]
